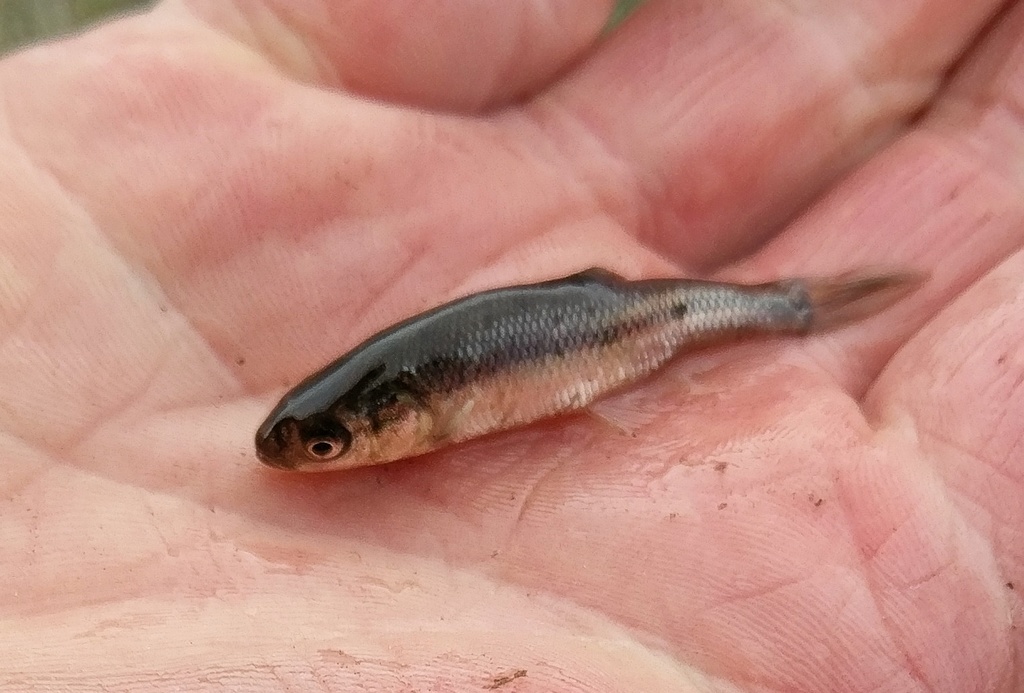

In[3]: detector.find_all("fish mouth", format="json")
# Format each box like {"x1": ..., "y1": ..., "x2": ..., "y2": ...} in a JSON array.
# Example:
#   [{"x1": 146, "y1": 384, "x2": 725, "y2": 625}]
[
  {"x1": 255, "y1": 449, "x2": 298, "y2": 470},
  {"x1": 254, "y1": 425, "x2": 299, "y2": 471}
]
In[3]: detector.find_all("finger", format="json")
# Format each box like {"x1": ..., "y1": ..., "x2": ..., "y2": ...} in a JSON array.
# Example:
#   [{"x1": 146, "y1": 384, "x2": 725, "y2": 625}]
[
  {"x1": 0, "y1": 432, "x2": 705, "y2": 690},
  {"x1": 3, "y1": 478, "x2": 706, "y2": 692},
  {"x1": 173, "y1": 0, "x2": 616, "y2": 110},
  {"x1": 0, "y1": 11, "x2": 676, "y2": 395},
  {"x1": 542, "y1": 0, "x2": 1005, "y2": 267},
  {"x1": 862, "y1": 252, "x2": 1024, "y2": 678},
  {"x1": 727, "y1": 2, "x2": 1024, "y2": 394}
]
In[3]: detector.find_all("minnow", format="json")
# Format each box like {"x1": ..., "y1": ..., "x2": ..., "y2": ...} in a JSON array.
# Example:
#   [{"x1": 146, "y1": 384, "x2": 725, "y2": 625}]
[{"x1": 255, "y1": 267, "x2": 923, "y2": 471}]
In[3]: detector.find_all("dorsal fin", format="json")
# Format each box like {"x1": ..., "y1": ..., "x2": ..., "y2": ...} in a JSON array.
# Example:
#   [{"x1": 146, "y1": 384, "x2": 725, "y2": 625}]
[{"x1": 562, "y1": 267, "x2": 627, "y2": 285}]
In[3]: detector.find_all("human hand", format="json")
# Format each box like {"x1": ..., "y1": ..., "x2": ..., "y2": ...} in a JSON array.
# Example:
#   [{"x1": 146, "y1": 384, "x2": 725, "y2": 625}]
[{"x1": 1, "y1": 1, "x2": 1020, "y2": 690}]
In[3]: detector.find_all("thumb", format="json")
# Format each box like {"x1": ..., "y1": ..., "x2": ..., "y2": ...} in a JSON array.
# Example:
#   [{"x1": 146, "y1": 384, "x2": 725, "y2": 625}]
[{"x1": 174, "y1": 0, "x2": 618, "y2": 110}]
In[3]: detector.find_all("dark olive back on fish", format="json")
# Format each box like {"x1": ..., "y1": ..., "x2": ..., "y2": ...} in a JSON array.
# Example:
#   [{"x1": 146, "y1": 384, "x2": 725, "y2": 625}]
[{"x1": 255, "y1": 267, "x2": 921, "y2": 471}]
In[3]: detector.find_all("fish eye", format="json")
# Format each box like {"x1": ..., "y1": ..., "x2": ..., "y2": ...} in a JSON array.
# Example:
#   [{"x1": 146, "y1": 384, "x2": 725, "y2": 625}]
[{"x1": 303, "y1": 434, "x2": 349, "y2": 461}]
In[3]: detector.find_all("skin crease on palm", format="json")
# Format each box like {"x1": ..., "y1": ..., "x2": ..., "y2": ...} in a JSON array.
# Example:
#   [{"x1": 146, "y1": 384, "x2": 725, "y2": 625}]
[{"x1": 0, "y1": 0, "x2": 1023, "y2": 689}]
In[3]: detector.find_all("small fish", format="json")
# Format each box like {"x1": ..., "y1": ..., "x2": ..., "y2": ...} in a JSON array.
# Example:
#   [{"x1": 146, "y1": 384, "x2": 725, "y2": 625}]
[{"x1": 255, "y1": 267, "x2": 923, "y2": 471}]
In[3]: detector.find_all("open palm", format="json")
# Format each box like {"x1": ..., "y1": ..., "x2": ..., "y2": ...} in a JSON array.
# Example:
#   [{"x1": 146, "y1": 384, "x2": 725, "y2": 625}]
[{"x1": 2, "y1": 1, "x2": 1021, "y2": 690}]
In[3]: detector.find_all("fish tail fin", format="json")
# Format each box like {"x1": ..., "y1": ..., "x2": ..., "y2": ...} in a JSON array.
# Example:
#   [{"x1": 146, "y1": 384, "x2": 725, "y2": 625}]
[{"x1": 803, "y1": 269, "x2": 927, "y2": 332}]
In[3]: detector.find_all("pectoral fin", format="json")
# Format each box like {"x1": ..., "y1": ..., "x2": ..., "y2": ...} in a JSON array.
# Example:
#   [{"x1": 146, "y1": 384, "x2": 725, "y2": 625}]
[{"x1": 581, "y1": 407, "x2": 637, "y2": 438}]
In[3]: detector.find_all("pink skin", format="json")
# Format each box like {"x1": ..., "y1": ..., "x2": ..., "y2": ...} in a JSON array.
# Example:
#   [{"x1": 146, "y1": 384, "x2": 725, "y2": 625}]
[{"x1": 0, "y1": 0, "x2": 1020, "y2": 690}]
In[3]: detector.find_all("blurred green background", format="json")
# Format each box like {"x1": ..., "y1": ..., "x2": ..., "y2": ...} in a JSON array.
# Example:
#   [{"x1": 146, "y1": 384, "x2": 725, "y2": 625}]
[
  {"x1": 1, "y1": 0, "x2": 644, "y2": 56},
  {"x1": 0, "y1": 0, "x2": 153, "y2": 55}
]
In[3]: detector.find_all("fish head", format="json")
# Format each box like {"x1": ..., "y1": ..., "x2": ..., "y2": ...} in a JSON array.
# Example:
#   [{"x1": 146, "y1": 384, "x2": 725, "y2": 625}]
[
  {"x1": 255, "y1": 378, "x2": 436, "y2": 472},
  {"x1": 255, "y1": 406, "x2": 354, "y2": 471}
]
